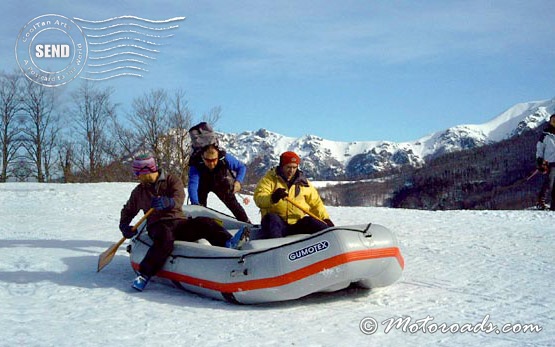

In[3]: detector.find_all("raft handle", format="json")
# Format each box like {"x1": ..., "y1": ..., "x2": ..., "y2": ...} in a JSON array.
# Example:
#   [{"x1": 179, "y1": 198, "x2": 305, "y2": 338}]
[
  {"x1": 363, "y1": 223, "x2": 373, "y2": 237},
  {"x1": 230, "y1": 268, "x2": 249, "y2": 277}
]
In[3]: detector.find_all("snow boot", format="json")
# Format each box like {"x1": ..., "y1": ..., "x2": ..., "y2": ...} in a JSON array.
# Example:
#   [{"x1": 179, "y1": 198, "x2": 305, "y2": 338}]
[
  {"x1": 536, "y1": 201, "x2": 549, "y2": 210},
  {"x1": 132, "y1": 274, "x2": 150, "y2": 291},
  {"x1": 226, "y1": 226, "x2": 250, "y2": 249}
]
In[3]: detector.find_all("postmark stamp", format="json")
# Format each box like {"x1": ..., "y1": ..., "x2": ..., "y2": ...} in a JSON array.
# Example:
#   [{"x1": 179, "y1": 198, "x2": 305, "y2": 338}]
[{"x1": 15, "y1": 14, "x2": 88, "y2": 87}]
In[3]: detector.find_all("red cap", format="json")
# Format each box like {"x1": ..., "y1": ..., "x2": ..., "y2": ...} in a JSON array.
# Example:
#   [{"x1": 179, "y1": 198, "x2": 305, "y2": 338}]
[{"x1": 279, "y1": 151, "x2": 301, "y2": 166}]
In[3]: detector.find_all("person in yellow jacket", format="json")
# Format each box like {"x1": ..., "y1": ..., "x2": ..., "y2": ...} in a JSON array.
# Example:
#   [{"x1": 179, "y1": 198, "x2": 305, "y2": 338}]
[{"x1": 253, "y1": 151, "x2": 334, "y2": 239}]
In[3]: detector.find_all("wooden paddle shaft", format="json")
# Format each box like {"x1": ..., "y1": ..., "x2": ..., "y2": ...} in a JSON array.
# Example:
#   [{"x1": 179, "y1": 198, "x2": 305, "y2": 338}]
[
  {"x1": 284, "y1": 197, "x2": 324, "y2": 223},
  {"x1": 132, "y1": 208, "x2": 155, "y2": 231}
]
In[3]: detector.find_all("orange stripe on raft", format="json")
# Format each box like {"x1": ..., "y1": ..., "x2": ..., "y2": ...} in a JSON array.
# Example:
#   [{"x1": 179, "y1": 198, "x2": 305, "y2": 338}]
[{"x1": 131, "y1": 247, "x2": 404, "y2": 293}]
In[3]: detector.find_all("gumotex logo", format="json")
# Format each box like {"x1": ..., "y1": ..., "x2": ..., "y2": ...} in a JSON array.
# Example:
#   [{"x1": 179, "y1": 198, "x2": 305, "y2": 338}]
[
  {"x1": 15, "y1": 14, "x2": 185, "y2": 87},
  {"x1": 288, "y1": 240, "x2": 330, "y2": 261}
]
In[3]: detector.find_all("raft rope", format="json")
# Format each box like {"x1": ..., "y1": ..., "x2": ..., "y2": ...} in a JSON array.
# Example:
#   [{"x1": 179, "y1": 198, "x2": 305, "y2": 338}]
[{"x1": 134, "y1": 223, "x2": 373, "y2": 264}]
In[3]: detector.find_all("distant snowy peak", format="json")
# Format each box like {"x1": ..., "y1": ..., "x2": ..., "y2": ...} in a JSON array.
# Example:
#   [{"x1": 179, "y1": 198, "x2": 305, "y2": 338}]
[
  {"x1": 468, "y1": 99, "x2": 554, "y2": 141},
  {"x1": 218, "y1": 97, "x2": 555, "y2": 179},
  {"x1": 411, "y1": 98, "x2": 555, "y2": 159}
]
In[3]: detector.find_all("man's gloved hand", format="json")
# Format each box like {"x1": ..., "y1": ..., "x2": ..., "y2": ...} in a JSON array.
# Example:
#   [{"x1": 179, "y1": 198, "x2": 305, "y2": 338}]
[
  {"x1": 151, "y1": 196, "x2": 176, "y2": 211},
  {"x1": 271, "y1": 188, "x2": 288, "y2": 203},
  {"x1": 119, "y1": 223, "x2": 136, "y2": 239},
  {"x1": 233, "y1": 181, "x2": 242, "y2": 194},
  {"x1": 537, "y1": 158, "x2": 549, "y2": 174},
  {"x1": 323, "y1": 219, "x2": 334, "y2": 227}
]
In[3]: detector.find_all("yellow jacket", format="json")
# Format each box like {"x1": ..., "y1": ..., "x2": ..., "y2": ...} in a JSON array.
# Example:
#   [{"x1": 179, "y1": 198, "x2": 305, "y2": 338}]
[{"x1": 254, "y1": 168, "x2": 330, "y2": 224}]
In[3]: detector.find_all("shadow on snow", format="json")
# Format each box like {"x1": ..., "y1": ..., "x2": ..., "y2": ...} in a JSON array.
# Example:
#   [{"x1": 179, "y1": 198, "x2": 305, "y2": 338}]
[{"x1": 0, "y1": 239, "x2": 377, "y2": 310}]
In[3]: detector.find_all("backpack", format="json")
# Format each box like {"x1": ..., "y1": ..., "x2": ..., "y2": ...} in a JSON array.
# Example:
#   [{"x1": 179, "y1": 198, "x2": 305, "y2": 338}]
[{"x1": 189, "y1": 122, "x2": 219, "y2": 152}]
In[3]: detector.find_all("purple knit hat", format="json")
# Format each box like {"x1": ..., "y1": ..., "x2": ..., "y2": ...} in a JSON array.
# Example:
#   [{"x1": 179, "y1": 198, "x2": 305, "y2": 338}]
[{"x1": 132, "y1": 155, "x2": 158, "y2": 176}]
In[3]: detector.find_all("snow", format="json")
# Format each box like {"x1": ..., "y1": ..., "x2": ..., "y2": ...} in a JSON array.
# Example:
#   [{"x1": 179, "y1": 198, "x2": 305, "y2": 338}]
[{"x1": 1, "y1": 182, "x2": 553, "y2": 347}]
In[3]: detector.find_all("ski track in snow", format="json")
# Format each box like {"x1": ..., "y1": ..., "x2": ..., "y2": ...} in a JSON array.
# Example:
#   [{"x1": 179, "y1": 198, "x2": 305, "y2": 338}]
[{"x1": 0, "y1": 182, "x2": 553, "y2": 347}]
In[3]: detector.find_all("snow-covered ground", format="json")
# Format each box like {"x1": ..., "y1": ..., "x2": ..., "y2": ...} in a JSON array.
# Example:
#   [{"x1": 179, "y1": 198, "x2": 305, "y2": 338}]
[{"x1": 1, "y1": 182, "x2": 553, "y2": 347}]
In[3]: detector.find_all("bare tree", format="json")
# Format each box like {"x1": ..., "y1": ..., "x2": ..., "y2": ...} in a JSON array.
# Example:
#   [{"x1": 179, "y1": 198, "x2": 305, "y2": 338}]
[
  {"x1": 57, "y1": 137, "x2": 75, "y2": 183},
  {"x1": 42, "y1": 121, "x2": 61, "y2": 182},
  {"x1": 115, "y1": 88, "x2": 223, "y2": 183},
  {"x1": 111, "y1": 115, "x2": 138, "y2": 160},
  {"x1": 166, "y1": 89, "x2": 193, "y2": 181},
  {"x1": 129, "y1": 89, "x2": 170, "y2": 158},
  {"x1": 202, "y1": 106, "x2": 222, "y2": 126},
  {"x1": 110, "y1": 88, "x2": 177, "y2": 182},
  {"x1": 12, "y1": 155, "x2": 33, "y2": 182},
  {"x1": 19, "y1": 79, "x2": 58, "y2": 182},
  {"x1": 0, "y1": 71, "x2": 22, "y2": 182},
  {"x1": 70, "y1": 82, "x2": 116, "y2": 181}
]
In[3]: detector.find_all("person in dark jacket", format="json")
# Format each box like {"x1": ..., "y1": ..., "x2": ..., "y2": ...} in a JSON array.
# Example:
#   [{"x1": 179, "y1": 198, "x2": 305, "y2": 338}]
[
  {"x1": 188, "y1": 145, "x2": 251, "y2": 222},
  {"x1": 536, "y1": 113, "x2": 555, "y2": 210},
  {"x1": 119, "y1": 154, "x2": 248, "y2": 291}
]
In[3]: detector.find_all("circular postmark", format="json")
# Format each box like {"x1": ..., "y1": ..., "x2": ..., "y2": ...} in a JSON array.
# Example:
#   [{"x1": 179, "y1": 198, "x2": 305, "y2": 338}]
[{"x1": 15, "y1": 14, "x2": 88, "y2": 87}]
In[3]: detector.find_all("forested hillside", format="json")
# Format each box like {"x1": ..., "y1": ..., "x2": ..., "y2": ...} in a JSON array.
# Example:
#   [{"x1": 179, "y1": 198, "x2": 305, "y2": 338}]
[{"x1": 319, "y1": 124, "x2": 547, "y2": 210}]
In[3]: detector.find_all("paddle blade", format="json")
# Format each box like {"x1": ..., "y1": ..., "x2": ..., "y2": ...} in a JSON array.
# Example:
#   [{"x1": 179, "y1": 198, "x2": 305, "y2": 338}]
[
  {"x1": 97, "y1": 209, "x2": 153, "y2": 272},
  {"x1": 97, "y1": 238, "x2": 125, "y2": 272}
]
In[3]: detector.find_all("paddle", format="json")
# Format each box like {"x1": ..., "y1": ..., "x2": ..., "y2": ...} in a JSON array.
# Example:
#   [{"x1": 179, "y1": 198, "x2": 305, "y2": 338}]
[
  {"x1": 284, "y1": 196, "x2": 325, "y2": 223},
  {"x1": 97, "y1": 208, "x2": 155, "y2": 272}
]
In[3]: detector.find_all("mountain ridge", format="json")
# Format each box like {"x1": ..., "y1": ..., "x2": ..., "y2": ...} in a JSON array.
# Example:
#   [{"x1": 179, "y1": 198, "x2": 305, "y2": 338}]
[{"x1": 218, "y1": 97, "x2": 555, "y2": 180}]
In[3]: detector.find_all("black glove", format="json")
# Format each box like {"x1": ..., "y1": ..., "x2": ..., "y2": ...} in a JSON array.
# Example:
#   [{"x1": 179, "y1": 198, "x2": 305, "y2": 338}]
[
  {"x1": 271, "y1": 188, "x2": 288, "y2": 203},
  {"x1": 151, "y1": 196, "x2": 175, "y2": 211},
  {"x1": 119, "y1": 223, "x2": 136, "y2": 239},
  {"x1": 323, "y1": 219, "x2": 334, "y2": 227}
]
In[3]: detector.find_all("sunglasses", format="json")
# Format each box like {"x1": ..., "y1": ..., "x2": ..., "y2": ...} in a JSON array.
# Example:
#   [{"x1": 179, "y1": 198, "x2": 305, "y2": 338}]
[
  {"x1": 134, "y1": 165, "x2": 157, "y2": 176},
  {"x1": 202, "y1": 156, "x2": 219, "y2": 164}
]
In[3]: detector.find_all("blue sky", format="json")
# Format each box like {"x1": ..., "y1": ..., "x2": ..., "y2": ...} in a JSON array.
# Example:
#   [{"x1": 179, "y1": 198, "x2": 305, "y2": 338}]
[{"x1": 2, "y1": 0, "x2": 554, "y2": 142}]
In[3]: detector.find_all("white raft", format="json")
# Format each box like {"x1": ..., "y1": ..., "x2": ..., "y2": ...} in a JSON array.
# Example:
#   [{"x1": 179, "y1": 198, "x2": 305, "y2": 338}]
[{"x1": 129, "y1": 205, "x2": 404, "y2": 304}]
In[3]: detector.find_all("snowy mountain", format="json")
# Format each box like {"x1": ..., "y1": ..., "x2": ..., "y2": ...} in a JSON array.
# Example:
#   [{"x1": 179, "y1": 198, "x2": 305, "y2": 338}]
[{"x1": 219, "y1": 97, "x2": 555, "y2": 180}]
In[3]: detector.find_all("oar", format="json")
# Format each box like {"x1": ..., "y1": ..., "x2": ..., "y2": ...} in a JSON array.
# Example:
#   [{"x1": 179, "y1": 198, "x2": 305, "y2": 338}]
[
  {"x1": 284, "y1": 197, "x2": 325, "y2": 223},
  {"x1": 97, "y1": 208, "x2": 155, "y2": 272}
]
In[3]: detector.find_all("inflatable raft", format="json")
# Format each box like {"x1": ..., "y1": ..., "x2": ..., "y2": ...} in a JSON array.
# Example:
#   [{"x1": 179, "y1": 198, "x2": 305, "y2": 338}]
[{"x1": 129, "y1": 205, "x2": 404, "y2": 304}]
